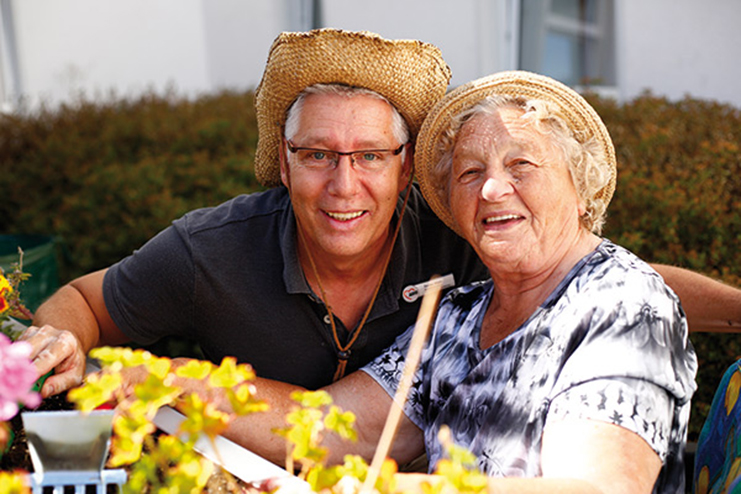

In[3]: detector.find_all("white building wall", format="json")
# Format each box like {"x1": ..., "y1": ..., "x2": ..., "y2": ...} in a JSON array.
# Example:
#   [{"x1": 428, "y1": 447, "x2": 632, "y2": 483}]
[
  {"x1": 11, "y1": 0, "x2": 211, "y2": 106},
  {"x1": 200, "y1": 0, "x2": 288, "y2": 91},
  {"x1": 615, "y1": 0, "x2": 741, "y2": 106},
  {"x1": 1, "y1": 0, "x2": 741, "y2": 110},
  {"x1": 0, "y1": 0, "x2": 517, "y2": 109},
  {"x1": 320, "y1": 0, "x2": 516, "y2": 88}
]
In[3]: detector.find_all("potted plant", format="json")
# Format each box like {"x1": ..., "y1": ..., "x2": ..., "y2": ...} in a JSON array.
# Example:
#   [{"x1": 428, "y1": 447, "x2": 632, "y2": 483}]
[{"x1": 1, "y1": 259, "x2": 41, "y2": 494}]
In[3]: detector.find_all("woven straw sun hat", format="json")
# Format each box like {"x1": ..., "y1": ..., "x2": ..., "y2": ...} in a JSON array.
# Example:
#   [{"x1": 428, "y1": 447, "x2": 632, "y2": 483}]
[
  {"x1": 415, "y1": 70, "x2": 617, "y2": 235},
  {"x1": 254, "y1": 28, "x2": 452, "y2": 187}
]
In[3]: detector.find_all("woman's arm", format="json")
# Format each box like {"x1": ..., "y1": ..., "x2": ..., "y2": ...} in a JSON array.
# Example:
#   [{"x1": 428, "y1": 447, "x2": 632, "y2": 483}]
[
  {"x1": 651, "y1": 263, "x2": 741, "y2": 332},
  {"x1": 539, "y1": 418, "x2": 661, "y2": 493},
  {"x1": 393, "y1": 418, "x2": 659, "y2": 494}
]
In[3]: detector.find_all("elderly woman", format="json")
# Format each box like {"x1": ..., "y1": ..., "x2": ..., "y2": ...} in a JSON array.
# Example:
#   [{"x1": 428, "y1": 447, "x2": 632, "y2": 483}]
[{"x1": 242, "y1": 71, "x2": 697, "y2": 493}]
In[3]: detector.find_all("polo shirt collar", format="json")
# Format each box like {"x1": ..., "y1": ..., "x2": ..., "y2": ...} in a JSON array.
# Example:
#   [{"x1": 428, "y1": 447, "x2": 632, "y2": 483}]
[
  {"x1": 280, "y1": 193, "x2": 409, "y2": 317},
  {"x1": 281, "y1": 200, "x2": 313, "y2": 296}
]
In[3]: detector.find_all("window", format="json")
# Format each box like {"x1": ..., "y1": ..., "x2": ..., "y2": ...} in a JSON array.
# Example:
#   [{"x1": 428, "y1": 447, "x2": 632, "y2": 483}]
[
  {"x1": 519, "y1": 0, "x2": 615, "y2": 88},
  {"x1": 0, "y1": 0, "x2": 20, "y2": 112},
  {"x1": 287, "y1": 0, "x2": 323, "y2": 32}
]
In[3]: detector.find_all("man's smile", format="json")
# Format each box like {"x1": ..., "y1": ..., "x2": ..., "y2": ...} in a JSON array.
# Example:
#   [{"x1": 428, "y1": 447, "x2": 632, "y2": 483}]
[{"x1": 325, "y1": 210, "x2": 366, "y2": 221}]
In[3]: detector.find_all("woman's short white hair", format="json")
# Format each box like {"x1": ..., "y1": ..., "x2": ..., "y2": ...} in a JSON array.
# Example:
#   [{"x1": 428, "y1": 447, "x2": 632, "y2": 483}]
[{"x1": 431, "y1": 94, "x2": 612, "y2": 233}]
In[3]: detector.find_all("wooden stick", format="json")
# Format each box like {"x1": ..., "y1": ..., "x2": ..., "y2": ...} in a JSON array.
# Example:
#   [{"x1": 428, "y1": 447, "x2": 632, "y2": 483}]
[{"x1": 360, "y1": 276, "x2": 444, "y2": 494}]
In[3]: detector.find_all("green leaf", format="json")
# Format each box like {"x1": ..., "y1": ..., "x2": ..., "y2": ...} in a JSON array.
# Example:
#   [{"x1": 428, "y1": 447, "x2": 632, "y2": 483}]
[
  {"x1": 324, "y1": 405, "x2": 357, "y2": 441},
  {"x1": 175, "y1": 359, "x2": 213, "y2": 380},
  {"x1": 208, "y1": 357, "x2": 255, "y2": 388},
  {"x1": 68, "y1": 371, "x2": 122, "y2": 411},
  {"x1": 291, "y1": 389, "x2": 333, "y2": 409}
]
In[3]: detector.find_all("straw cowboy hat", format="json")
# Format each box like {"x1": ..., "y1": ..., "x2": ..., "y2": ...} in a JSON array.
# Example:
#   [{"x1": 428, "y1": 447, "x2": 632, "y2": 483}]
[
  {"x1": 415, "y1": 70, "x2": 617, "y2": 235},
  {"x1": 254, "y1": 28, "x2": 452, "y2": 187}
]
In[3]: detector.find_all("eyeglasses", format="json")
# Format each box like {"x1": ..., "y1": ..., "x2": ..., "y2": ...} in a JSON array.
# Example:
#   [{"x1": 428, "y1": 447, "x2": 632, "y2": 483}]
[{"x1": 286, "y1": 140, "x2": 405, "y2": 172}]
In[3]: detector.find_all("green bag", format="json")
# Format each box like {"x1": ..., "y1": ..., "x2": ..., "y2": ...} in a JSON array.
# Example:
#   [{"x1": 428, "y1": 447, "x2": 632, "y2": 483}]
[{"x1": 0, "y1": 235, "x2": 60, "y2": 313}]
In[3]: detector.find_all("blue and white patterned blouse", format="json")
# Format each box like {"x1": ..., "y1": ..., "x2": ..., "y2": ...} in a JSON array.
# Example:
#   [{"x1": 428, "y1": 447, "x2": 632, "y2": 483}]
[{"x1": 363, "y1": 240, "x2": 697, "y2": 493}]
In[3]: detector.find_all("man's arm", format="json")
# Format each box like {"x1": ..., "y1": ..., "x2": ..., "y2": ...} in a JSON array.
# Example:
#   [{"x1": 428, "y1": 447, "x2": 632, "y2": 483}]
[
  {"x1": 223, "y1": 370, "x2": 425, "y2": 467},
  {"x1": 651, "y1": 264, "x2": 741, "y2": 332},
  {"x1": 18, "y1": 268, "x2": 130, "y2": 397}
]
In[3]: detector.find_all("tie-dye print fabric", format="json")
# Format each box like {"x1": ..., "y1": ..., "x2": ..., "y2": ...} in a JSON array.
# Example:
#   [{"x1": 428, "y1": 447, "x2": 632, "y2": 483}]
[
  {"x1": 694, "y1": 360, "x2": 741, "y2": 494},
  {"x1": 364, "y1": 240, "x2": 697, "y2": 493}
]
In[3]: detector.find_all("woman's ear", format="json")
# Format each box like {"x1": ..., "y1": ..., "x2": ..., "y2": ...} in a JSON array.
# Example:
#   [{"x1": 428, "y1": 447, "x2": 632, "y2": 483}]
[{"x1": 578, "y1": 198, "x2": 587, "y2": 218}]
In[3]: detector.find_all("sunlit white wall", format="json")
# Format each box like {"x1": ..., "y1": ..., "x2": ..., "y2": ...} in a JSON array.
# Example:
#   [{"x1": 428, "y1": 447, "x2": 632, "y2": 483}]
[
  {"x1": 319, "y1": 0, "x2": 517, "y2": 88},
  {"x1": 615, "y1": 0, "x2": 741, "y2": 106},
  {"x1": 2, "y1": 0, "x2": 740, "y2": 110},
  {"x1": 12, "y1": 0, "x2": 210, "y2": 105},
  {"x1": 4, "y1": 0, "x2": 291, "y2": 108}
]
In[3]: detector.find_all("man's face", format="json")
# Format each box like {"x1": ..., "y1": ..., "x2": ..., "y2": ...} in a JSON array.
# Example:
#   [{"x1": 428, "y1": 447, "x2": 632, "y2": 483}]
[{"x1": 280, "y1": 92, "x2": 410, "y2": 265}]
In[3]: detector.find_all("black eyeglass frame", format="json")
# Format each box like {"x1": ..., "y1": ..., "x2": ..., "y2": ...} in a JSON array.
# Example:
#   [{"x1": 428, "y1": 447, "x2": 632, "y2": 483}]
[{"x1": 285, "y1": 140, "x2": 406, "y2": 168}]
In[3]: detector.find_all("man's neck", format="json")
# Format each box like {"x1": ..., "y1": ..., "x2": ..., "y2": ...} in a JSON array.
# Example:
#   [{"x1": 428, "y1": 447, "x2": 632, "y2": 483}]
[{"x1": 298, "y1": 232, "x2": 392, "y2": 330}]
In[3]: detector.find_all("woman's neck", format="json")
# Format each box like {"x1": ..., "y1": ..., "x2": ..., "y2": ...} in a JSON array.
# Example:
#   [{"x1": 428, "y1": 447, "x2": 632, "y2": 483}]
[{"x1": 481, "y1": 232, "x2": 601, "y2": 349}]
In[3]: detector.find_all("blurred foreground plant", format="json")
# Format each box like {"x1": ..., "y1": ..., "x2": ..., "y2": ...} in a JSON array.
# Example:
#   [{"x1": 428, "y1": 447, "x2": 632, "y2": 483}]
[
  {"x1": 0, "y1": 259, "x2": 38, "y2": 494},
  {"x1": 66, "y1": 347, "x2": 488, "y2": 494},
  {"x1": 272, "y1": 391, "x2": 488, "y2": 494},
  {"x1": 0, "y1": 252, "x2": 33, "y2": 339},
  {"x1": 273, "y1": 389, "x2": 398, "y2": 493},
  {"x1": 68, "y1": 348, "x2": 268, "y2": 494}
]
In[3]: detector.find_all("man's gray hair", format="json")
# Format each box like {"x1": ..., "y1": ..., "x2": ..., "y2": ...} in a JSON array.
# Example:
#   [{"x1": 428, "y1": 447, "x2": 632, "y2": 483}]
[{"x1": 284, "y1": 84, "x2": 410, "y2": 154}]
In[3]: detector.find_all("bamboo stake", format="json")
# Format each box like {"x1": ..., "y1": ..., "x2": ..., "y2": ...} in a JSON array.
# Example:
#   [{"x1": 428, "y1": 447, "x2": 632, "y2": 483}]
[{"x1": 359, "y1": 276, "x2": 444, "y2": 494}]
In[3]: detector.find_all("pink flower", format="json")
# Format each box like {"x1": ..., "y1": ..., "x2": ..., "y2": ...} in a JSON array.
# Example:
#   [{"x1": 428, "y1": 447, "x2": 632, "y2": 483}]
[{"x1": 0, "y1": 333, "x2": 41, "y2": 421}]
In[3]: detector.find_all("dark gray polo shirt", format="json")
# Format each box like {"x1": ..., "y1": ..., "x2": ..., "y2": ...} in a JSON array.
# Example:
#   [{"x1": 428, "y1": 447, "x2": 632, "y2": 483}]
[{"x1": 103, "y1": 185, "x2": 487, "y2": 389}]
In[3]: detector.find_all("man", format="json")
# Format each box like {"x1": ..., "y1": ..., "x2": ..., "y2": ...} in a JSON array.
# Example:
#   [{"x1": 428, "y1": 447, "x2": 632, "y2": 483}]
[
  {"x1": 19, "y1": 28, "x2": 741, "y2": 400},
  {"x1": 20, "y1": 28, "x2": 484, "y2": 397}
]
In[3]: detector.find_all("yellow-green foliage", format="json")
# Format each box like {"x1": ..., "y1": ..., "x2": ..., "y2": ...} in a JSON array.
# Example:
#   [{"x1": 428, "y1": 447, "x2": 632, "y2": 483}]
[
  {"x1": 593, "y1": 93, "x2": 741, "y2": 278},
  {"x1": 68, "y1": 347, "x2": 267, "y2": 493}
]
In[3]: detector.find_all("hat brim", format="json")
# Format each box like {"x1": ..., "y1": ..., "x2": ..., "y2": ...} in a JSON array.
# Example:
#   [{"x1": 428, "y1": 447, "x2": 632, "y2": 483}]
[
  {"x1": 254, "y1": 28, "x2": 452, "y2": 187},
  {"x1": 415, "y1": 70, "x2": 617, "y2": 235}
]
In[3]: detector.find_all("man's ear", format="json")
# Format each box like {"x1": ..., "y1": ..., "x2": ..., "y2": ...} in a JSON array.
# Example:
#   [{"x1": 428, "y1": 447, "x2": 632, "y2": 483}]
[
  {"x1": 279, "y1": 137, "x2": 290, "y2": 188},
  {"x1": 398, "y1": 143, "x2": 414, "y2": 194}
]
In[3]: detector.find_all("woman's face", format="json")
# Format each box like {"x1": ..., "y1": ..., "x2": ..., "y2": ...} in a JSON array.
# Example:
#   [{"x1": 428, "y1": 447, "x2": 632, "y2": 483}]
[{"x1": 448, "y1": 106, "x2": 586, "y2": 275}]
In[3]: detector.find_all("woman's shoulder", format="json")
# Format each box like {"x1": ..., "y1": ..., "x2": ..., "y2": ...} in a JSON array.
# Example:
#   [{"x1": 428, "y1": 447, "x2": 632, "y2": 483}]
[
  {"x1": 544, "y1": 239, "x2": 681, "y2": 321},
  {"x1": 435, "y1": 280, "x2": 494, "y2": 326},
  {"x1": 582, "y1": 240, "x2": 671, "y2": 294}
]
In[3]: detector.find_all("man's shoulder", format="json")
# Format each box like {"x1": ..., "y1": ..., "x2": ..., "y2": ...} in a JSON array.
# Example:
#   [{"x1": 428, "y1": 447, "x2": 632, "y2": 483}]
[{"x1": 178, "y1": 187, "x2": 290, "y2": 235}]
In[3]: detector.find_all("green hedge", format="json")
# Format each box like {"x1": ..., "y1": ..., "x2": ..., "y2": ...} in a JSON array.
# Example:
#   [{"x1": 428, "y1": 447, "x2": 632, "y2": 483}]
[
  {"x1": 589, "y1": 93, "x2": 741, "y2": 439},
  {"x1": 2, "y1": 89, "x2": 740, "y2": 439},
  {"x1": 0, "y1": 90, "x2": 263, "y2": 280}
]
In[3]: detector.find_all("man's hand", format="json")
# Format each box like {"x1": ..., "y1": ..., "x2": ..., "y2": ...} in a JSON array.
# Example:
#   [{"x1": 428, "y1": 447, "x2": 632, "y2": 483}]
[
  {"x1": 18, "y1": 324, "x2": 87, "y2": 398},
  {"x1": 22, "y1": 269, "x2": 128, "y2": 398}
]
